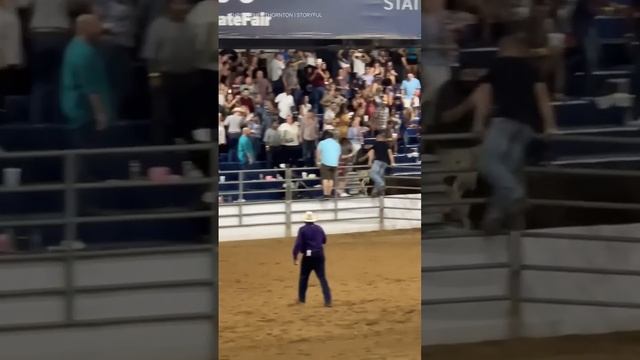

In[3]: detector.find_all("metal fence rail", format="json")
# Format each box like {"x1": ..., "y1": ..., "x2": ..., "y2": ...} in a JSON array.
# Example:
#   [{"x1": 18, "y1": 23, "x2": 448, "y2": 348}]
[
  {"x1": 0, "y1": 143, "x2": 218, "y2": 357},
  {"x1": 423, "y1": 129, "x2": 640, "y2": 338},
  {"x1": 219, "y1": 164, "x2": 421, "y2": 236}
]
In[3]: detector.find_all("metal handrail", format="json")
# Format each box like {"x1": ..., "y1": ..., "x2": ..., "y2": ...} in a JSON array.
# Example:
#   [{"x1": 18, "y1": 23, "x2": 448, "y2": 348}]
[
  {"x1": 423, "y1": 133, "x2": 640, "y2": 144},
  {"x1": 0, "y1": 143, "x2": 217, "y2": 348},
  {"x1": 219, "y1": 163, "x2": 421, "y2": 232},
  {"x1": 423, "y1": 128, "x2": 640, "y2": 338}
]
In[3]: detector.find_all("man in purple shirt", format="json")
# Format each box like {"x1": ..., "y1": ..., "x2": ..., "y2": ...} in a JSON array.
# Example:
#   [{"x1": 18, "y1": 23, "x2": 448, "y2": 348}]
[{"x1": 292, "y1": 211, "x2": 332, "y2": 307}]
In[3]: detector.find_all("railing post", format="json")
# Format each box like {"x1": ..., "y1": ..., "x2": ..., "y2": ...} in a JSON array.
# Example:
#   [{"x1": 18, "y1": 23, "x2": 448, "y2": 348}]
[
  {"x1": 378, "y1": 179, "x2": 385, "y2": 231},
  {"x1": 333, "y1": 167, "x2": 339, "y2": 221},
  {"x1": 63, "y1": 153, "x2": 77, "y2": 323},
  {"x1": 507, "y1": 230, "x2": 523, "y2": 338},
  {"x1": 209, "y1": 144, "x2": 218, "y2": 360},
  {"x1": 285, "y1": 167, "x2": 293, "y2": 238},
  {"x1": 238, "y1": 171, "x2": 244, "y2": 225}
]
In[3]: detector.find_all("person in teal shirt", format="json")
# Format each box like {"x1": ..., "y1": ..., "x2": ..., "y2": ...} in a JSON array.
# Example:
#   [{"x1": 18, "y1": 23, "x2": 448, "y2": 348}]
[
  {"x1": 61, "y1": 14, "x2": 113, "y2": 149},
  {"x1": 237, "y1": 127, "x2": 255, "y2": 169}
]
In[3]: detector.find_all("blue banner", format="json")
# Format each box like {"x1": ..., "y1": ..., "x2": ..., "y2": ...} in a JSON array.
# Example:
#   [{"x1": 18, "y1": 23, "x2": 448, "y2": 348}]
[{"x1": 218, "y1": 0, "x2": 421, "y2": 39}]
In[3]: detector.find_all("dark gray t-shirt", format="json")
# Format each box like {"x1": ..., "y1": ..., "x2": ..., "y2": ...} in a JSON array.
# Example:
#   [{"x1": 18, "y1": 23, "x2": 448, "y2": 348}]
[{"x1": 142, "y1": 17, "x2": 197, "y2": 73}]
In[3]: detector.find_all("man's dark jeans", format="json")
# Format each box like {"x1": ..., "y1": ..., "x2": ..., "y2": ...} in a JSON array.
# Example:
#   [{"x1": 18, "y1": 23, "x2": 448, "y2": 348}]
[
  {"x1": 67, "y1": 122, "x2": 106, "y2": 216},
  {"x1": 266, "y1": 145, "x2": 280, "y2": 169},
  {"x1": 67, "y1": 122, "x2": 105, "y2": 182},
  {"x1": 298, "y1": 255, "x2": 332, "y2": 305},
  {"x1": 150, "y1": 72, "x2": 197, "y2": 144},
  {"x1": 302, "y1": 140, "x2": 316, "y2": 167},
  {"x1": 30, "y1": 31, "x2": 69, "y2": 124}
]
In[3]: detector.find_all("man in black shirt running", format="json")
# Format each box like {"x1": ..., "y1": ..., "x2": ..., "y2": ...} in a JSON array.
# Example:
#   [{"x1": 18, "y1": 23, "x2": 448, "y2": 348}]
[
  {"x1": 473, "y1": 34, "x2": 557, "y2": 234},
  {"x1": 367, "y1": 131, "x2": 396, "y2": 197}
]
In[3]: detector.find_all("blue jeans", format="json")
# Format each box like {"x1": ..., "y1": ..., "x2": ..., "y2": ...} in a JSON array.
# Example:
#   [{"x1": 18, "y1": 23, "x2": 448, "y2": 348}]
[
  {"x1": 298, "y1": 255, "x2": 331, "y2": 305},
  {"x1": 479, "y1": 118, "x2": 534, "y2": 221},
  {"x1": 100, "y1": 43, "x2": 133, "y2": 118},
  {"x1": 311, "y1": 86, "x2": 325, "y2": 114},
  {"x1": 302, "y1": 140, "x2": 316, "y2": 167},
  {"x1": 369, "y1": 160, "x2": 388, "y2": 193}
]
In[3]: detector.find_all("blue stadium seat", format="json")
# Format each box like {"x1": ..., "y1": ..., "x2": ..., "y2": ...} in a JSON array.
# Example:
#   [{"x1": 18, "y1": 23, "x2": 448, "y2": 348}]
[
  {"x1": 4, "y1": 96, "x2": 29, "y2": 124},
  {"x1": 0, "y1": 191, "x2": 64, "y2": 217},
  {"x1": 595, "y1": 16, "x2": 628, "y2": 40},
  {"x1": 0, "y1": 158, "x2": 63, "y2": 183},
  {"x1": 80, "y1": 186, "x2": 206, "y2": 213},
  {"x1": 554, "y1": 100, "x2": 626, "y2": 128}
]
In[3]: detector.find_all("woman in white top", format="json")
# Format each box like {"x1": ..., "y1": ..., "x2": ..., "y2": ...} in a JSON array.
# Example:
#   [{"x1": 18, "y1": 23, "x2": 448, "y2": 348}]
[{"x1": 278, "y1": 114, "x2": 301, "y2": 167}]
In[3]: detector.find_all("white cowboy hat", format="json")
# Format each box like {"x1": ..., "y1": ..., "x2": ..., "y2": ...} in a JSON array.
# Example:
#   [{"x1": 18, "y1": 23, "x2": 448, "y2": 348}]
[{"x1": 303, "y1": 211, "x2": 318, "y2": 223}]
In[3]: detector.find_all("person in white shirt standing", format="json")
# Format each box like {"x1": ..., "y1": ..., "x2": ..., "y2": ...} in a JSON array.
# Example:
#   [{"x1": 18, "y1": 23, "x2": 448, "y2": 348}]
[
  {"x1": 274, "y1": 88, "x2": 295, "y2": 122},
  {"x1": 95, "y1": 0, "x2": 136, "y2": 119},
  {"x1": 278, "y1": 114, "x2": 301, "y2": 167},
  {"x1": 24, "y1": 0, "x2": 72, "y2": 124},
  {"x1": 0, "y1": 0, "x2": 22, "y2": 109},
  {"x1": 187, "y1": 0, "x2": 216, "y2": 134},
  {"x1": 223, "y1": 107, "x2": 247, "y2": 162},
  {"x1": 269, "y1": 52, "x2": 285, "y2": 94}
]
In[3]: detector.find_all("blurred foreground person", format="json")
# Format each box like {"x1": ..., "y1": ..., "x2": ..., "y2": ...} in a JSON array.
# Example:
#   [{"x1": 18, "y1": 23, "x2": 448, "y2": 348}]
[
  {"x1": 0, "y1": 0, "x2": 22, "y2": 109},
  {"x1": 473, "y1": 34, "x2": 557, "y2": 234},
  {"x1": 142, "y1": 0, "x2": 197, "y2": 144},
  {"x1": 61, "y1": 14, "x2": 112, "y2": 149}
]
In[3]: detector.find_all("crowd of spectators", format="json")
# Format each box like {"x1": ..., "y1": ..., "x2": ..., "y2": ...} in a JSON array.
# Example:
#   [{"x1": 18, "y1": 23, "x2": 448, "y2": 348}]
[
  {"x1": 423, "y1": 0, "x2": 640, "y2": 229},
  {"x1": 218, "y1": 48, "x2": 422, "y2": 183},
  {"x1": 423, "y1": 0, "x2": 640, "y2": 105},
  {"x1": 0, "y1": 0, "x2": 216, "y2": 147}
]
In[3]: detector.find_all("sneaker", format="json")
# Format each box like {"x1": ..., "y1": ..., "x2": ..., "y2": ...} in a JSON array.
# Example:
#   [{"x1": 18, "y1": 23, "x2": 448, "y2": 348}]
[
  {"x1": 324, "y1": 302, "x2": 332, "y2": 308},
  {"x1": 339, "y1": 192, "x2": 351, "y2": 198}
]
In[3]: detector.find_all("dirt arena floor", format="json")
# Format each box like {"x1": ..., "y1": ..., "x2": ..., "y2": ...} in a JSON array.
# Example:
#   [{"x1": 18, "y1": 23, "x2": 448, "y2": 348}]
[
  {"x1": 423, "y1": 331, "x2": 640, "y2": 360},
  {"x1": 219, "y1": 229, "x2": 421, "y2": 360}
]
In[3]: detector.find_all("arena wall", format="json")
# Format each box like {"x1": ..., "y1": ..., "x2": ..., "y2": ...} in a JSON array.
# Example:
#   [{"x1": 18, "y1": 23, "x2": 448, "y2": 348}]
[
  {"x1": 423, "y1": 223, "x2": 640, "y2": 345},
  {"x1": 219, "y1": 194, "x2": 421, "y2": 241},
  {"x1": 0, "y1": 250, "x2": 216, "y2": 360}
]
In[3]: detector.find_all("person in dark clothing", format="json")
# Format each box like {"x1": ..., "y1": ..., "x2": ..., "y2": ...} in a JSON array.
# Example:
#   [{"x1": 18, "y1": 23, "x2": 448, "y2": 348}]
[
  {"x1": 567, "y1": 0, "x2": 605, "y2": 96},
  {"x1": 473, "y1": 34, "x2": 557, "y2": 234},
  {"x1": 367, "y1": 131, "x2": 396, "y2": 197},
  {"x1": 292, "y1": 211, "x2": 332, "y2": 308}
]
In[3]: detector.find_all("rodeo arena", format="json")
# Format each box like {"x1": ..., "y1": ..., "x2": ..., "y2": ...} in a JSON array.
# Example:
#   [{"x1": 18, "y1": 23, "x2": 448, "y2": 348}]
[
  {"x1": 422, "y1": 0, "x2": 640, "y2": 359},
  {"x1": 217, "y1": 1, "x2": 422, "y2": 359},
  {"x1": 0, "y1": 1, "x2": 218, "y2": 359}
]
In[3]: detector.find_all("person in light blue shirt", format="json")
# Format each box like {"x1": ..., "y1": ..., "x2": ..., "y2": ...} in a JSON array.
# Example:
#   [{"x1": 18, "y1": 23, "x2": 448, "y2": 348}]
[
  {"x1": 401, "y1": 72, "x2": 421, "y2": 102},
  {"x1": 237, "y1": 127, "x2": 255, "y2": 169},
  {"x1": 316, "y1": 130, "x2": 341, "y2": 199}
]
